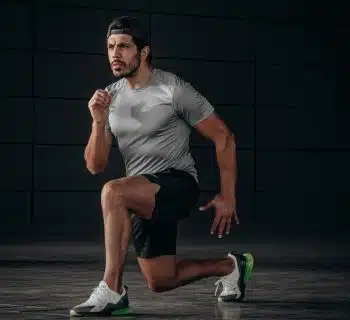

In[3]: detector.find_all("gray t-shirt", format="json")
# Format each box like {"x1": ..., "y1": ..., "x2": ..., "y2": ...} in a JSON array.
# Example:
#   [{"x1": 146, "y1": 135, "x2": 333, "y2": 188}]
[{"x1": 105, "y1": 68, "x2": 214, "y2": 181}]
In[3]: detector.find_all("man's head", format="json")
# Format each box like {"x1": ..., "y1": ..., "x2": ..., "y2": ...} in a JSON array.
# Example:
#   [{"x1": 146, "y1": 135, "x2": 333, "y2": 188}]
[{"x1": 106, "y1": 16, "x2": 151, "y2": 78}]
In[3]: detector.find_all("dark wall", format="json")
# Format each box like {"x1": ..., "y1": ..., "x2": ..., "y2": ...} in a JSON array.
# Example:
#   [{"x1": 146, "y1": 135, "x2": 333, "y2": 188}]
[{"x1": 1, "y1": 0, "x2": 348, "y2": 241}]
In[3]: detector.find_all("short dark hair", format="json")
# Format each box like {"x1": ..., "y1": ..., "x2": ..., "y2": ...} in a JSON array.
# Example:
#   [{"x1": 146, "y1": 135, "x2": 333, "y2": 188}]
[
  {"x1": 106, "y1": 16, "x2": 152, "y2": 64},
  {"x1": 132, "y1": 36, "x2": 152, "y2": 64}
]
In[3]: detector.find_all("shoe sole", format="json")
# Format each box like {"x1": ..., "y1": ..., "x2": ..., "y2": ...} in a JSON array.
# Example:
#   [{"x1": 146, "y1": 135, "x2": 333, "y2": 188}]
[
  {"x1": 243, "y1": 252, "x2": 254, "y2": 282},
  {"x1": 236, "y1": 252, "x2": 254, "y2": 302},
  {"x1": 111, "y1": 307, "x2": 132, "y2": 316},
  {"x1": 70, "y1": 306, "x2": 132, "y2": 317}
]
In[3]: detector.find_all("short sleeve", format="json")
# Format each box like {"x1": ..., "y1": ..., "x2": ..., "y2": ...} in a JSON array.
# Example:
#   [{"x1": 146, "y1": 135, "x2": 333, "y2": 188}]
[{"x1": 173, "y1": 80, "x2": 214, "y2": 126}]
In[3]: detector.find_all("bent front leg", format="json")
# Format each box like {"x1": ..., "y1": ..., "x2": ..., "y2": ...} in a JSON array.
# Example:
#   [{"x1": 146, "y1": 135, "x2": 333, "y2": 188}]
[{"x1": 100, "y1": 176, "x2": 160, "y2": 293}]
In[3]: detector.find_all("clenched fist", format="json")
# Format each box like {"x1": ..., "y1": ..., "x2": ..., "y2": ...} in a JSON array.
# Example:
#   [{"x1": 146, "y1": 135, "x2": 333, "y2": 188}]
[{"x1": 88, "y1": 89, "x2": 112, "y2": 124}]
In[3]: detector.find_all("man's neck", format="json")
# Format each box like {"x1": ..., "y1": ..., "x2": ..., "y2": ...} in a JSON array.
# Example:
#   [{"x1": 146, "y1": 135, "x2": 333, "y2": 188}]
[{"x1": 126, "y1": 65, "x2": 153, "y2": 89}]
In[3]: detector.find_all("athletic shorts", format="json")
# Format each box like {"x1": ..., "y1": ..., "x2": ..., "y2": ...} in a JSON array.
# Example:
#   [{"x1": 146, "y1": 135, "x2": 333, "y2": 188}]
[{"x1": 130, "y1": 168, "x2": 200, "y2": 259}]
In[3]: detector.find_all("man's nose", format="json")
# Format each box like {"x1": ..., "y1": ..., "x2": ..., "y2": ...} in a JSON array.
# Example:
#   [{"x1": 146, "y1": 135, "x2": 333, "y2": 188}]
[{"x1": 112, "y1": 47, "x2": 122, "y2": 58}]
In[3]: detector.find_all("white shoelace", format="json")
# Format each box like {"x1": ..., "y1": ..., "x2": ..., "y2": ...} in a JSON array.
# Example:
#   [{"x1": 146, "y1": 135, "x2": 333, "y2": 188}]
[
  {"x1": 88, "y1": 282, "x2": 114, "y2": 303},
  {"x1": 214, "y1": 275, "x2": 240, "y2": 297}
]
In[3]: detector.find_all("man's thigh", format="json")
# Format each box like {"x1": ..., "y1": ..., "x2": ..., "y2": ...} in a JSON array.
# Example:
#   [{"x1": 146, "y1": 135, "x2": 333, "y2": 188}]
[
  {"x1": 142, "y1": 168, "x2": 200, "y2": 223},
  {"x1": 131, "y1": 216, "x2": 179, "y2": 259},
  {"x1": 103, "y1": 175, "x2": 160, "y2": 220},
  {"x1": 130, "y1": 168, "x2": 199, "y2": 259}
]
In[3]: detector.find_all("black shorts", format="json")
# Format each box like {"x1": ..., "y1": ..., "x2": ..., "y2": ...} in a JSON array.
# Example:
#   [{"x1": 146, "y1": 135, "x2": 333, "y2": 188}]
[{"x1": 130, "y1": 168, "x2": 200, "y2": 259}]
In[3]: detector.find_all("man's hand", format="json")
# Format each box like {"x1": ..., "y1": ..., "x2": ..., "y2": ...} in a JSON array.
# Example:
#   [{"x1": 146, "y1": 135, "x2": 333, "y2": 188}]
[
  {"x1": 88, "y1": 89, "x2": 112, "y2": 124},
  {"x1": 199, "y1": 195, "x2": 239, "y2": 238}
]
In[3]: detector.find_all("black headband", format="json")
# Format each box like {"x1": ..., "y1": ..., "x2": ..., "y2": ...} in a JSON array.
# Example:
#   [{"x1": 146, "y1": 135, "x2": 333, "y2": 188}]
[
  {"x1": 110, "y1": 28, "x2": 132, "y2": 35},
  {"x1": 106, "y1": 17, "x2": 148, "y2": 44}
]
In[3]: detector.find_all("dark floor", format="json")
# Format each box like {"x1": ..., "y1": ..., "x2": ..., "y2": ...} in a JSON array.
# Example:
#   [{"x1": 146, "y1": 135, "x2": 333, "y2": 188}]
[{"x1": 0, "y1": 234, "x2": 349, "y2": 319}]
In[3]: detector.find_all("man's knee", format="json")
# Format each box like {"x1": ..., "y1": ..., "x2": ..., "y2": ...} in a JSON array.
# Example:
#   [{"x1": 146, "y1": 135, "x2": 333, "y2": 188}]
[
  {"x1": 146, "y1": 275, "x2": 176, "y2": 293},
  {"x1": 101, "y1": 179, "x2": 127, "y2": 209},
  {"x1": 101, "y1": 176, "x2": 157, "y2": 219}
]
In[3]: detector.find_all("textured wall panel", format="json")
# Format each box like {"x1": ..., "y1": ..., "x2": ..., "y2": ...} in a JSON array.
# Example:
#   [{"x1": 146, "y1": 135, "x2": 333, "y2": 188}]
[
  {"x1": 1, "y1": 98, "x2": 33, "y2": 143},
  {"x1": 34, "y1": 191, "x2": 103, "y2": 224},
  {"x1": 37, "y1": 0, "x2": 148, "y2": 11},
  {"x1": 256, "y1": 64, "x2": 338, "y2": 108},
  {"x1": 151, "y1": 14, "x2": 250, "y2": 61},
  {"x1": 34, "y1": 145, "x2": 124, "y2": 190},
  {"x1": 256, "y1": 108, "x2": 350, "y2": 149},
  {"x1": 255, "y1": 190, "x2": 346, "y2": 228},
  {"x1": 0, "y1": 191, "x2": 29, "y2": 231},
  {"x1": 34, "y1": 53, "x2": 115, "y2": 98},
  {"x1": 256, "y1": 151, "x2": 350, "y2": 191},
  {"x1": 36, "y1": 99, "x2": 91, "y2": 145},
  {"x1": 36, "y1": 7, "x2": 149, "y2": 54},
  {"x1": 0, "y1": 3, "x2": 33, "y2": 49},
  {"x1": 0, "y1": 144, "x2": 32, "y2": 189},
  {"x1": 151, "y1": 0, "x2": 323, "y2": 22},
  {"x1": 252, "y1": 23, "x2": 326, "y2": 65},
  {"x1": 0, "y1": 52, "x2": 32, "y2": 97}
]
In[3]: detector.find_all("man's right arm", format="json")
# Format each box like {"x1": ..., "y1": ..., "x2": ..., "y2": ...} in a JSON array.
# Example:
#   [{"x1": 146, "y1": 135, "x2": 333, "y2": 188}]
[{"x1": 84, "y1": 121, "x2": 113, "y2": 175}]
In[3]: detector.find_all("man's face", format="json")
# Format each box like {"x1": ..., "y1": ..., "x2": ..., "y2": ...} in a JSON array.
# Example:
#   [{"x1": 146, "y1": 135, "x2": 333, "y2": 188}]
[{"x1": 107, "y1": 34, "x2": 140, "y2": 78}]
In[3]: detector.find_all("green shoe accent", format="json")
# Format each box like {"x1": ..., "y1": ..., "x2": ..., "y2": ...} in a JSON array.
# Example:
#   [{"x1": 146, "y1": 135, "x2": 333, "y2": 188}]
[
  {"x1": 243, "y1": 253, "x2": 254, "y2": 282},
  {"x1": 111, "y1": 307, "x2": 132, "y2": 316}
]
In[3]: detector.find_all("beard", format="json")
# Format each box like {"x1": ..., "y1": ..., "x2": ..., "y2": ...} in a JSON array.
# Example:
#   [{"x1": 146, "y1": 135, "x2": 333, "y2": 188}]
[{"x1": 112, "y1": 53, "x2": 141, "y2": 79}]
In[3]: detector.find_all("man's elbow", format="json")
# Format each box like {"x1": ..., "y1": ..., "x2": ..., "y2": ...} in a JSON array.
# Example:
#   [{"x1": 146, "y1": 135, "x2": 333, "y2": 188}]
[
  {"x1": 85, "y1": 160, "x2": 107, "y2": 175},
  {"x1": 87, "y1": 167, "x2": 101, "y2": 175},
  {"x1": 215, "y1": 130, "x2": 235, "y2": 151},
  {"x1": 227, "y1": 132, "x2": 235, "y2": 143},
  {"x1": 87, "y1": 166, "x2": 105, "y2": 175}
]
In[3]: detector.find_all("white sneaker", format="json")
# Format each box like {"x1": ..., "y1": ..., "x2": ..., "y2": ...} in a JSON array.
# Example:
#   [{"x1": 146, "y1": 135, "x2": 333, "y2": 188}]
[
  {"x1": 69, "y1": 281, "x2": 130, "y2": 317},
  {"x1": 214, "y1": 252, "x2": 254, "y2": 302}
]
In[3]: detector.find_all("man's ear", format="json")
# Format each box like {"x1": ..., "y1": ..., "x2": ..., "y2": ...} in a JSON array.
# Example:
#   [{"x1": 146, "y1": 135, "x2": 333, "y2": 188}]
[{"x1": 141, "y1": 46, "x2": 150, "y2": 60}]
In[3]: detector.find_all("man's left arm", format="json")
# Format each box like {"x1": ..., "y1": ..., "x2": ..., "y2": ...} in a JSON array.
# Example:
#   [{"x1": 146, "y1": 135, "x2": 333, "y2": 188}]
[
  {"x1": 172, "y1": 80, "x2": 239, "y2": 238},
  {"x1": 195, "y1": 114, "x2": 239, "y2": 237},
  {"x1": 196, "y1": 113, "x2": 237, "y2": 203}
]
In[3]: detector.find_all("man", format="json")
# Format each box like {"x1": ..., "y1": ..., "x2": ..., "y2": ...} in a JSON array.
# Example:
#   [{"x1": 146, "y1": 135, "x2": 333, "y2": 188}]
[{"x1": 70, "y1": 16, "x2": 254, "y2": 317}]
